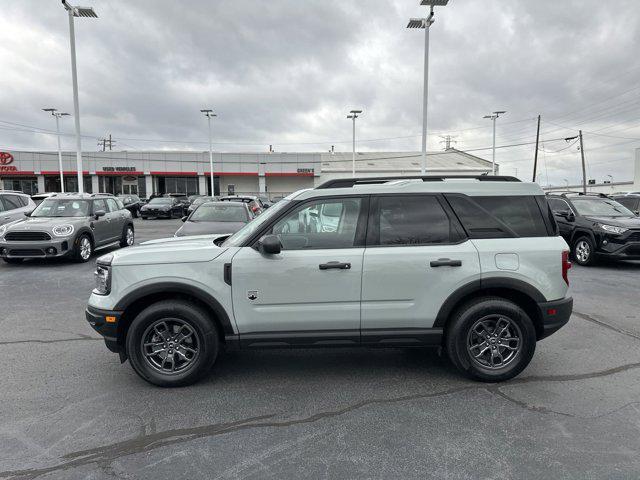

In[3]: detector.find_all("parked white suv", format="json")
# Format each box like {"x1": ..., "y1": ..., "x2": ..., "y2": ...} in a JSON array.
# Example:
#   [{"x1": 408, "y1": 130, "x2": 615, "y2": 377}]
[{"x1": 86, "y1": 175, "x2": 573, "y2": 387}]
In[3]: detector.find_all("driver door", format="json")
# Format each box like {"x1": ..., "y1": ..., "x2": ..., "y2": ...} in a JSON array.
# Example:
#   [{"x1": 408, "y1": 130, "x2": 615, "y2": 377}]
[
  {"x1": 230, "y1": 196, "x2": 367, "y2": 346},
  {"x1": 91, "y1": 199, "x2": 111, "y2": 246}
]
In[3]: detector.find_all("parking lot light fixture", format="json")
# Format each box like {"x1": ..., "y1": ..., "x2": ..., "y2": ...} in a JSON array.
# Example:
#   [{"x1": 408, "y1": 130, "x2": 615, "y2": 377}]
[
  {"x1": 408, "y1": 0, "x2": 450, "y2": 174},
  {"x1": 61, "y1": 1, "x2": 98, "y2": 194},
  {"x1": 43, "y1": 108, "x2": 71, "y2": 193},
  {"x1": 484, "y1": 111, "x2": 506, "y2": 175},
  {"x1": 201, "y1": 109, "x2": 217, "y2": 196},
  {"x1": 347, "y1": 109, "x2": 362, "y2": 176}
]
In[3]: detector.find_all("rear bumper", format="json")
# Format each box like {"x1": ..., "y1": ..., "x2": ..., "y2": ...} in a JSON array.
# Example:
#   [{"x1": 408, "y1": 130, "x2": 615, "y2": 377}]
[
  {"x1": 86, "y1": 305, "x2": 122, "y2": 353},
  {"x1": 537, "y1": 296, "x2": 573, "y2": 339}
]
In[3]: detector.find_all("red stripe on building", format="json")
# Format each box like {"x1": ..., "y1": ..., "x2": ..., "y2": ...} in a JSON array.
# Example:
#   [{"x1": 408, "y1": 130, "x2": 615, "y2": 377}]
[
  {"x1": 265, "y1": 172, "x2": 314, "y2": 177},
  {"x1": 41, "y1": 171, "x2": 90, "y2": 175},
  {"x1": 0, "y1": 170, "x2": 35, "y2": 176},
  {"x1": 150, "y1": 171, "x2": 198, "y2": 177},
  {"x1": 203, "y1": 172, "x2": 258, "y2": 176},
  {"x1": 95, "y1": 171, "x2": 144, "y2": 176}
]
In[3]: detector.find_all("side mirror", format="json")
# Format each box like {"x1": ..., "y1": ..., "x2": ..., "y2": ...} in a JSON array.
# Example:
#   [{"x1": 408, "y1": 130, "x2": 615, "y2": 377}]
[
  {"x1": 94, "y1": 209, "x2": 106, "y2": 219},
  {"x1": 181, "y1": 216, "x2": 188, "y2": 222},
  {"x1": 258, "y1": 234, "x2": 282, "y2": 255},
  {"x1": 554, "y1": 209, "x2": 574, "y2": 221},
  {"x1": 24, "y1": 211, "x2": 31, "y2": 217}
]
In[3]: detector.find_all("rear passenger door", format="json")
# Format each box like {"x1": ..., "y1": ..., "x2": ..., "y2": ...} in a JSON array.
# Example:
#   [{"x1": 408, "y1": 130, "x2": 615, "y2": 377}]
[
  {"x1": 105, "y1": 198, "x2": 126, "y2": 238},
  {"x1": 91, "y1": 199, "x2": 112, "y2": 246},
  {"x1": 361, "y1": 195, "x2": 481, "y2": 342}
]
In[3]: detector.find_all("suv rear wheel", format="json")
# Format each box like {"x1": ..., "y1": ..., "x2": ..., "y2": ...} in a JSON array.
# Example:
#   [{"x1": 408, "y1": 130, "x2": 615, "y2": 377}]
[
  {"x1": 126, "y1": 300, "x2": 219, "y2": 387},
  {"x1": 573, "y1": 236, "x2": 595, "y2": 266},
  {"x1": 445, "y1": 297, "x2": 536, "y2": 382},
  {"x1": 120, "y1": 224, "x2": 135, "y2": 248}
]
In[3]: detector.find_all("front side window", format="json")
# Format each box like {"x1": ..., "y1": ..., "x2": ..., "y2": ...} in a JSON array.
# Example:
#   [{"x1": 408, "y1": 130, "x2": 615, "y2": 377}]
[
  {"x1": 222, "y1": 199, "x2": 292, "y2": 247},
  {"x1": 106, "y1": 198, "x2": 120, "y2": 212},
  {"x1": 31, "y1": 199, "x2": 90, "y2": 218},
  {"x1": 271, "y1": 198, "x2": 362, "y2": 250},
  {"x1": 93, "y1": 199, "x2": 108, "y2": 213},
  {"x1": 369, "y1": 195, "x2": 459, "y2": 246},
  {"x1": 548, "y1": 198, "x2": 572, "y2": 213}
]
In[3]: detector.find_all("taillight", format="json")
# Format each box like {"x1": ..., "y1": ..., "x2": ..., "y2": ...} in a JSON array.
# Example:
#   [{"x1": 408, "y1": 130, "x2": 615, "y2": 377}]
[{"x1": 562, "y1": 250, "x2": 571, "y2": 285}]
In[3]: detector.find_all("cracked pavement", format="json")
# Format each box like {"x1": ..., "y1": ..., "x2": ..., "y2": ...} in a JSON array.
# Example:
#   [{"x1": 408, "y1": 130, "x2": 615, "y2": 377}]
[{"x1": 2, "y1": 219, "x2": 640, "y2": 479}]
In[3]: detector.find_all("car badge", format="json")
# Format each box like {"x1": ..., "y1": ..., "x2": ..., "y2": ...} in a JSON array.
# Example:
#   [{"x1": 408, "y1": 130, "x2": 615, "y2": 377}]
[{"x1": 247, "y1": 290, "x2": 258, "y2": 301}]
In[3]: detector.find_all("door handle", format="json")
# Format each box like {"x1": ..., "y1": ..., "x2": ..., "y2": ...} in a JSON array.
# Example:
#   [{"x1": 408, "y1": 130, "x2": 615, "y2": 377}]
[
  {"x1": 430, "y1": 258, "x2": 462, "y2": 267},
  {"x1": 319, "y1": 261, "x2": 351, "y2": 270}
]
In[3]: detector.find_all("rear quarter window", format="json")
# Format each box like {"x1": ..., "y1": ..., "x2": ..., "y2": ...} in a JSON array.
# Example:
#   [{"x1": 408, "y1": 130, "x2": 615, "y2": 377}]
[{"x1": 445, "y1": 195, "x2": 550, "y2": 238}]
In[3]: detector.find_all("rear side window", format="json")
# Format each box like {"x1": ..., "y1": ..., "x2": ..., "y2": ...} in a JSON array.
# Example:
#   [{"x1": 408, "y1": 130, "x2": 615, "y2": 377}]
[
  {"x1": 368, "y1": 195, "x2": 461, "y2": 246},
  {"x1": 2, "y1": 195, "x2": 23, "y2": 210},
  {"x1": 446, "y1": 195, "x2": 549, "y2": 238}
]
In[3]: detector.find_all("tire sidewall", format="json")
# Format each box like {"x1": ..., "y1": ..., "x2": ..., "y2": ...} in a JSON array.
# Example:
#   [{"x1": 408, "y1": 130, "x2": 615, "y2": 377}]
[
  {"x1": 126, "y1": 301, "x2": 218, "y2": 387},
  {"x1": 120, "y1": 224, "x2": 134, "y2": 248},
  {"x1": 74, "y1": 234, "x2": 93, "y2": 263},
  {"x1": 573, "y1": 236, "x2": 595, "y2": 266},
  {"x1": 447, "y1": 299, "x2": 536, "y2": 382}
]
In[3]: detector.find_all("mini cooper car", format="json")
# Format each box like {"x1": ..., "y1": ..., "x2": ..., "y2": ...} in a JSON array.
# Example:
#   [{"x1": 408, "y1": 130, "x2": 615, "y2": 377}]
[
  {"x1": 87, "y1": 175, "x2": 573, "y2": 387},
  {"x1": 0, "y1": 193, "x2": 134, "y2": 263}
]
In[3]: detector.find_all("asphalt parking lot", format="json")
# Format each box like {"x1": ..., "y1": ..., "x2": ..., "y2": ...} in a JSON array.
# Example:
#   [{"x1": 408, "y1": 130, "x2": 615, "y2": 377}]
[{"x1": 2, "y1": 219, "x2": 640, "y2": 479}]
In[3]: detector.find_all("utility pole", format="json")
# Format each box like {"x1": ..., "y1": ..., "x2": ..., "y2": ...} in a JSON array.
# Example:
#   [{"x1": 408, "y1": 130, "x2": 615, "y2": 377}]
[
  {"x1": 579, "y1": 130, "x2": 587, "y2": 194},
  {"x1": 532, "y1": 114, "x2": 540, "y2": 182},
  {"x1": 347, "y1": 109, "x2": 362, "y2": 176},
  {"x1": 484, "y1": 111, "x2": 506, "y2": 175},
  {"x1": 97, "y1": 134, "x2": 116, "y2": 151}
]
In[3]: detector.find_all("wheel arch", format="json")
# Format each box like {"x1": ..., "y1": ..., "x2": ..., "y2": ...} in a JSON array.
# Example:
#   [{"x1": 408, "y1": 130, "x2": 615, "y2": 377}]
[
  {"x1": 569, "y1": 228, "x2": 596, "y2": 245},
  {"x1": 114, "y1": 282, "x2": 233, "y2": 352},
  {"x1": 73, "y1": 227, "x2": 95, "y2": 247},
  {"x1": 434, "y1": 278, "x2": 546, "y2": 340}
]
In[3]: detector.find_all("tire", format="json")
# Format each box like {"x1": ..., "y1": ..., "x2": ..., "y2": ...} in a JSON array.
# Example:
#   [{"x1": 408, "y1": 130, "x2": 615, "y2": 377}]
[
  {"x1": 126, "y1": 300, "x2": 219, "y2": 387},
  {"x1": 445, "y1": 297, "x2": 536, "y2": 382},
  {"x1": 120, "y1": 224, "x2": 135, "y2": 248},
  {"x1": 73, "y1": 234, "x2": 93, "y2": 263},
  {"x1": 141, "y1": 216, "x2": 148, "y2": 220},
  {"x1": 2, "y1": 258, "x2": 23, "y2": 264},
  {"x1": 572, "y1": 236, "x2": 596, "y2": 266}
]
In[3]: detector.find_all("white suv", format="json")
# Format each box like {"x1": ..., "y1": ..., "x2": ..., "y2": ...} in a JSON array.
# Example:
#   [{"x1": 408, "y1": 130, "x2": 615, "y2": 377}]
[{"x1": 86, "y1": 175, "x2": 573, "y2": 387}]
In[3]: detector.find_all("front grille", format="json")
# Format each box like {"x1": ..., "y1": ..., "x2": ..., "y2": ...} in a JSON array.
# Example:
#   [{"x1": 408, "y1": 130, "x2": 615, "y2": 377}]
[
  {"x1": 627, "y1": 231, "x2": 640, "y2": 242},
  {"x1": 5, "y1": 231, "x2": 51, "y2": 241},
  {"x1": 9, "y1": 249, "x2": 45, "y2": 257}
]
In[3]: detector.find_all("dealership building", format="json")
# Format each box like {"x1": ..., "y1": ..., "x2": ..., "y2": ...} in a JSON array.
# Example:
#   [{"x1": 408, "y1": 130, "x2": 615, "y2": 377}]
[{"x1": 0, "y1": 149, "x2": 495, "y2": 198}]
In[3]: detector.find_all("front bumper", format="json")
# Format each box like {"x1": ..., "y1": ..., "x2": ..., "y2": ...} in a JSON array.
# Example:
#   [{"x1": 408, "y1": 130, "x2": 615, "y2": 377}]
[
  {"x1": 0, "y1": 237, "x2": 74, "y2": 258},
  {"x1": 537, "y1": 297, "x2": 573, "y2": 339},
  {"x1": 86, "y1": 305, "x2": 122, "y2": 353},
  {"x1": 141, "y1": 209, "x2": 172, "y2": 218}
]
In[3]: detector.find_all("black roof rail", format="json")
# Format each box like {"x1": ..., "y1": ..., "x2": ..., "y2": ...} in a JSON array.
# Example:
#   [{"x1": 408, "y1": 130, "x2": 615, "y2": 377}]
[{"x1": 316, "y1": 175, "x2": 521, "y2": 189}]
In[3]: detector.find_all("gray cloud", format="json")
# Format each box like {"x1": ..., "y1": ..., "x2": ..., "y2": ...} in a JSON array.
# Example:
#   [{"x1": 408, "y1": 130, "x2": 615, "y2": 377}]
[{"x1": 1, "y1": 0, "x2": 639, "y2": 186}]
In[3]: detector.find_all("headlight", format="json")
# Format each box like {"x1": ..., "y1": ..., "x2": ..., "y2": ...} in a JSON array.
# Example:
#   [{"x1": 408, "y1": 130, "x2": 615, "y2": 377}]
[
  {"x1": 52, "y1": 224, "x2": 74, "y2": 237},
  {"x1": 0, "y1": 225, "x2": 6, "y2": 238},
  {"x1": 598, "y1": 224, "x2": 628, "y2": 235},
  {"x1": 94, "y1": 262, "x2": 112, "y2": 296}
]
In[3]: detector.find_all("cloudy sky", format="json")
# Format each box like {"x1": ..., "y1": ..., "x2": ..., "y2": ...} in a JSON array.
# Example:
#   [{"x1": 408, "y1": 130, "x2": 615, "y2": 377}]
[{"x1": 1, "y1": 0, "x2": 640, "y2": 186}]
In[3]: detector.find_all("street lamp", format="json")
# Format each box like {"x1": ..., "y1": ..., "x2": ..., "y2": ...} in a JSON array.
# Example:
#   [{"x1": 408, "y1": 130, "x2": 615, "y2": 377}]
[
  {"x1": 407, "y1": 0, "x2": 450, "y2": 175},
  {"x1": 607, "y1": 174, "x2": 614, "y2": 191},
  {"x1": 483, "y1": 110, "x2": 506, "y2": 175},
  {"x1": 201, "y1": 109, "x2": 217, "y2": 196},
  {"x1": 61, "y1": 1, "x2": 97, "y2": 194},
  {"x1": 43, "y1": 108, "x2": 71, "y2": 192},
  {"x1": 347, "y1": 109, "x2": 362, "y2": 176}
]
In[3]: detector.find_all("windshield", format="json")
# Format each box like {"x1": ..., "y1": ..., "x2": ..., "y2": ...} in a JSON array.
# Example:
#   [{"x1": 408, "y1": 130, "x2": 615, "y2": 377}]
[
  {"x1": 149, "y1": 198, "x2": 172, "y2": 205},
  {"x1": 572, "y1": 198, "x2": 634, "y2": 217},
  {"x1": 31, "y1": 199, "x2": 90, "y2": 217},
  {"x1": 190, "y1": 203, "x2": 248, "y2": 222},
  {"x1": 223, "y1": 199, "x2": 291, "y2": 247}
]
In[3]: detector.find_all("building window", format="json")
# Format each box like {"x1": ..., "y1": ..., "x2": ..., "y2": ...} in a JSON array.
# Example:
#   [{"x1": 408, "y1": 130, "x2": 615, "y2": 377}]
[
  {"x1": 157, "y1": 177, "x2": 199, "y2": 195},
  {"x1": 3, "y1": 178, "x2": 38, "y2": 195}
]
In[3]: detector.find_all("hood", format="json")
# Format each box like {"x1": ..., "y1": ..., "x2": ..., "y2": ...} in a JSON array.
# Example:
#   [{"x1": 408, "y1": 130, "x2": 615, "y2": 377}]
[
  {"x1": 141, "y1": 203, "x2": 171, "y2": 210},
  {"x1": 175, "y1": 221, "x2": 245, "y2": 237},
  {"x1": 109, "y1": 233, "x2": 230, "y2": 266},
  {"x1": 4, "y1": 216, "x2": 88, "y2": 232},
  {"x1": 584, "y1": 216, "x2": 640, "y2": 228}
]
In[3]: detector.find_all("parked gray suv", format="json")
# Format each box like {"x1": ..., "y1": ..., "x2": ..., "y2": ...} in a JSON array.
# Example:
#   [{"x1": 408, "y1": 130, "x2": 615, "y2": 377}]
[
  {"x1": 0, "y1": 191, "x2": 35, "y2": 227},
  {"x1": 0, "y1": 193, "x2": 134, "y2": 264}
]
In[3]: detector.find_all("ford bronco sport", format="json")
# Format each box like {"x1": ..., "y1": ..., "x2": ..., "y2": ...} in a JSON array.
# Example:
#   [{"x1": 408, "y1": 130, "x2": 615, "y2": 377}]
[{"x1": 86, "y1": 175, "x2": 573, "y2": 387}]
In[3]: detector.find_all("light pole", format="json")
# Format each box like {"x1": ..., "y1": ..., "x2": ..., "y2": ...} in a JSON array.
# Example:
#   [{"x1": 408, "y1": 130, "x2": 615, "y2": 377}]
[
  {"x1": 564, "y1": 179, "x2": 569, "y2": 189},
  {"x1": 483, "y1": 110, "x2": 506, "y2": 175},
  {"x1": 61, "y1": 1, "x2": 97, "y2": 194},
  {"x1": 407, "y1": 0, "x2": 450, "y2": 175},
  {"x1": 347, "y1": 109, "x2": 362, "y2": 176},
  {"x1": 201, "y1": 109, "x2": 217, "y2": 195},
  {"x1": 43, "y1": 108, "x2": 70, "y2": 192}
]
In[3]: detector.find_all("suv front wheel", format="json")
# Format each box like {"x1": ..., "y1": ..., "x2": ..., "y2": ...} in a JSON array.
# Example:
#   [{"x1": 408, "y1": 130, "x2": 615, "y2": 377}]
[
  {"x1": 573, "y1": 236, "x2": 595, "y2": 266},
  {"x1": 445, "y1": 297, "x2": 536, "y2": 382},
  {"x1": 126, "y1": 300, "x2": 219, "y2": 387}
]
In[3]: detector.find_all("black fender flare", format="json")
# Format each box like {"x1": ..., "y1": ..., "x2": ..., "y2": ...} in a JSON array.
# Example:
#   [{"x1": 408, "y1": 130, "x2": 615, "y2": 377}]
[
  {"x1": 72, "y1": 227, "x2": 95, "y2": 248},
  {"x1": 569, "y1": 228, "x2": 596, "y2": 246},
  {"x1": 114, "y1": 281, "x2": 234, "y2": 335},
  {"x1": 433, "y1": 277, "x2": 546, "y2": 328}
]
